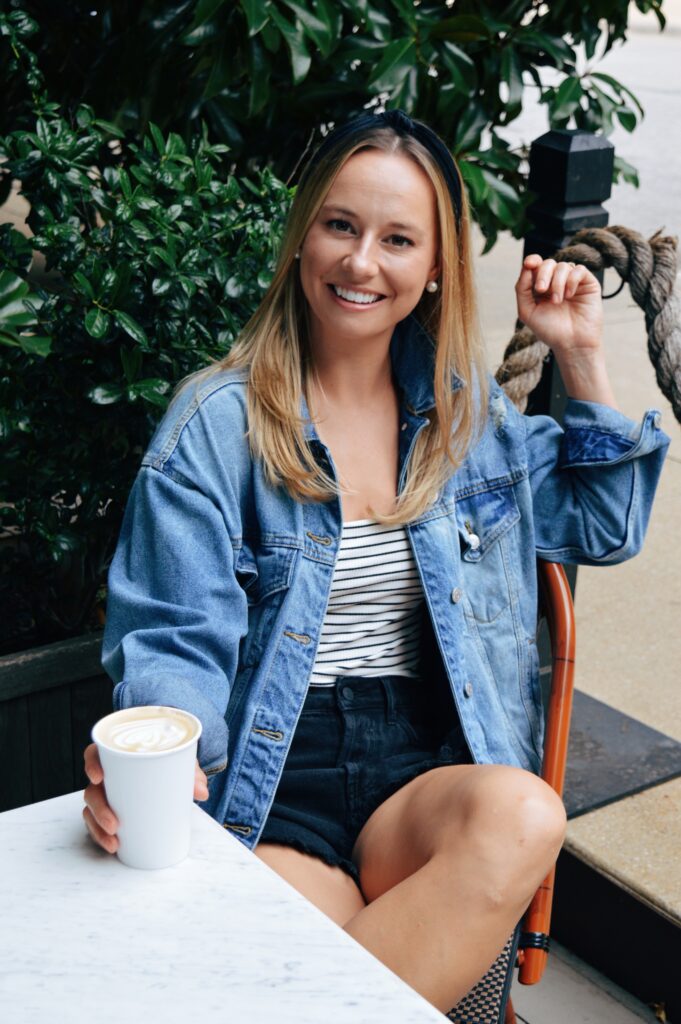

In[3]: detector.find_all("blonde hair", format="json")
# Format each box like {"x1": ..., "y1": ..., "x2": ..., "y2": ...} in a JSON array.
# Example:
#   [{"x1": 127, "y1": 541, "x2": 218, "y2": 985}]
[{"x1": 182, "y1": 125, "x2": 488, "y2": 525}]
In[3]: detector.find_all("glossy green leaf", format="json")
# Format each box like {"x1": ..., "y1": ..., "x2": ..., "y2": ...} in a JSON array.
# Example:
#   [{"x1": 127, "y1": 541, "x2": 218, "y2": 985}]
[
  {"x1": 113, "y1": 311, "x2": 149, "y2": 347},
  {"x1": 551, "y1": 77, "x2": 584, "y2": 120},
  {"x1": 241, "y1": 0, "x2": 270, "y2": 36},
  {"x1": 500, "y1": 48, "x2": 523, "y2": 107},
  {"x1": 439, "y1": 40, "x2": 476, "y2": 93},
  {"x1": 368, "y1": 37, "x2": 416, "y2": 91},
  {"x1": 189, "y1": 0, "x2": 228, "y2": 30},
  {"x1": 149, "y1": 122, "x2": 166, "y2": 157},
  {"x1": 616, "y1": 108, "x2": 637, "y2": 132},
  {"x1": 118, "y1": 167, "x2": 132, "y2": 200},
  {"x1": 87, "y1": 383, "x2": 124, "y2": 405},
  {"x1": 0, "y1": 329, "x2": 51, "y2": 356},
  {"x1": 452, "y1": 103, "x2": 488, "y2": 154},
  {"x1": 613, "y1": 154, "x2": 639, "y2": 187},
  {"x1": 591, "y1": 71, "x2": 644, "y2": 116},
  {"x1": 0, "y1": 271, "x2": 43, "y2": 326},
  {"x1": 84, "y1": 307, "x2": 110, "y2": 339},
  {"x1": 282, "y1": 1, "x2": 333, "y2": 57},
  {"x1": 268, "y1": 5, "x2": 312, "y2": 84},
  {"x1": 459, "y1": 160, "x2": 487, "y2": 205},
  {"x1": 129, "y1": 378, "x2": 171, "y2": 406}
]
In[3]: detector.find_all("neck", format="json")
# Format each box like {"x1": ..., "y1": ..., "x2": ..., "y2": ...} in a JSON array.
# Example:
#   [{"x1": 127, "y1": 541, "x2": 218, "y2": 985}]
[{"x1": 307, "y1": 337, "x2": 395, "y2": 407}]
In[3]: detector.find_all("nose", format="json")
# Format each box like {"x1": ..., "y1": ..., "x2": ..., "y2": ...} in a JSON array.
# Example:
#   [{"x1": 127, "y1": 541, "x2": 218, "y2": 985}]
[{"x1": 341, "y1": 236, "x2": 379, "y2": 279}]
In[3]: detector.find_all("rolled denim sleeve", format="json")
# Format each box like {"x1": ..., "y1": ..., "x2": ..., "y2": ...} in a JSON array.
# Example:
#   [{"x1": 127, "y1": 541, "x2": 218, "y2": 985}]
[
  {"x1": 101, "y1": 464, "x2": 248, "y2": 775},
  {"x1": 524, "y1": 398, "x2": 670, "y2": 564}
]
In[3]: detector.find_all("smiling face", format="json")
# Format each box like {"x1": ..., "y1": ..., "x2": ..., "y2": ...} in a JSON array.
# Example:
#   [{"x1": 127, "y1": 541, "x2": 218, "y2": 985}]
[{"x1": 298, "y1": 147, "x2": 440, "y2": 353}]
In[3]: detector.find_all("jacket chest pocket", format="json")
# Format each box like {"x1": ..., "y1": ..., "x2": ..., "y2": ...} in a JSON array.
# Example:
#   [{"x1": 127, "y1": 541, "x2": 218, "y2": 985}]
[
  {"x1": 456, "y1": 485, "x2": 520, "y2": 624},
  {"x1": 235, "y1": 542, "x2": 296, "y2": 666}
]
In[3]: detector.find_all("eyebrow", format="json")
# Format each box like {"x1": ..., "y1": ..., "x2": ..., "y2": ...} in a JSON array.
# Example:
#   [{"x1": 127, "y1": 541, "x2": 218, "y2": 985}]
[{"x1": 321, "y1": 205, "x2": 424, "y2": 237}]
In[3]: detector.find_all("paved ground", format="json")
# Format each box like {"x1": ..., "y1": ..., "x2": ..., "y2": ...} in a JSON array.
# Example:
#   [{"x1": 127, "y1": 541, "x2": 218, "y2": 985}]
[
  {"x1": 510, "y1": 938, "x2": 660, "y2": 1023},
  {"x1": 477, "y1": 4, "x2": 681, "y2": 1017}
]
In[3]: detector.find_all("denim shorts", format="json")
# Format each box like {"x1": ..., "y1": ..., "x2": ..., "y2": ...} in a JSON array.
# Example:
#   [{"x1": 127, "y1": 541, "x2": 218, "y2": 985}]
[{"x1": 258, "y1": 672, "x2": 473, "y2": 888}]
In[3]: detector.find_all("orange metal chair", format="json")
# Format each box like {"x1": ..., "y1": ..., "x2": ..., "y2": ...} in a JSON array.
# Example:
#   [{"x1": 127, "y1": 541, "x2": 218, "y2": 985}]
[{"x1": 448, "y1": 558, "x2": 577, "y2": 1024}]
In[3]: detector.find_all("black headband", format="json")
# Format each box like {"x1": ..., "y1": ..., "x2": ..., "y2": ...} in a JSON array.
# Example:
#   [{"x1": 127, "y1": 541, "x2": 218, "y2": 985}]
[{"x1": 299, "y1": 109, "x2": 463, "y2": 230}]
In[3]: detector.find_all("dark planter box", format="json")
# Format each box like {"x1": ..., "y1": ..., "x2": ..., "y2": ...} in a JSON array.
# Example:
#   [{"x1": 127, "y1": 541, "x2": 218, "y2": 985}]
[{"x1": 0, "y1": 633, "x2": 114, "y2": 813}]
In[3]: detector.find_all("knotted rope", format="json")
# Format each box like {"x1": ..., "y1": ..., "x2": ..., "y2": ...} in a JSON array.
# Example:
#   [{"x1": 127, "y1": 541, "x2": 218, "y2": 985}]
[{"x1": 496, "y1": 226, "x2": 681, "y2": 424}]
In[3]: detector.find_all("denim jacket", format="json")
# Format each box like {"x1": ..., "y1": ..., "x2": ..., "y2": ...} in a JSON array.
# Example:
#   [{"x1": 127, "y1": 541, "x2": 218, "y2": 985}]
[{"x1": 102, "y1": 314, "x2": 670, "y2": 850}]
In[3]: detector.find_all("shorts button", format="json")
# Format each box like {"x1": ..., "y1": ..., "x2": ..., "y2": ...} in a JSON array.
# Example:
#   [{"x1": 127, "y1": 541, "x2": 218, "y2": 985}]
[
  {"x1": 451, "y1": 587, "x2": 463, "y2": 603},
  {"x1": 341, "y1": 685, "x2": 354, "y2": 701},
  {"x1": 463, "y1": 681, "x2": 473, "y2": 698}
]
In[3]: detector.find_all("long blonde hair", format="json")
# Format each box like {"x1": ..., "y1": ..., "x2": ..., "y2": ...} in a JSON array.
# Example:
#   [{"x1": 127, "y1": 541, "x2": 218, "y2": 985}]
[{"x1": 184, "y1": 124, "x2": 488, "y2": 525}]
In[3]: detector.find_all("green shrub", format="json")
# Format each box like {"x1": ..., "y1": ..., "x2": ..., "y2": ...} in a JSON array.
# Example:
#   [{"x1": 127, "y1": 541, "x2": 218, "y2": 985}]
[
  {"x1": 0, "y1": 13, "x2": 293, "y2": 652},
  {"x1": 1, "y1": 0, "x2": 660, "y2": 249}
]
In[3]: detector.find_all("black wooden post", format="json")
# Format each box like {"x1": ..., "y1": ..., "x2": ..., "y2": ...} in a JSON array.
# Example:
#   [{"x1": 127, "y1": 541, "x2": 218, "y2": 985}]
[
  {"x1": 524, "y1": 128, "x2": 614, "y2": 424},
  {"x1": 524, "y1": 129, "x2": 614, "y2": 695}
]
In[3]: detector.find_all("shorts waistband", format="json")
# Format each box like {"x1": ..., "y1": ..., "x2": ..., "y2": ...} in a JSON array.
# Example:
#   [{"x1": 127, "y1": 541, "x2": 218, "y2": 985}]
[{"x1": 306, "y1": 675, "x2": 426, "y2": 716}]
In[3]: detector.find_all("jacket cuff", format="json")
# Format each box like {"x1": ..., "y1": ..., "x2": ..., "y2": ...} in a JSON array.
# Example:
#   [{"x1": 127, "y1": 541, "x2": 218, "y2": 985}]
[
  {"x1": 560, "y1": 399, "x2": 669, "y2": 468},
  {"x1": 111, "y1": 677, "x2": 229, "y2": 774}
]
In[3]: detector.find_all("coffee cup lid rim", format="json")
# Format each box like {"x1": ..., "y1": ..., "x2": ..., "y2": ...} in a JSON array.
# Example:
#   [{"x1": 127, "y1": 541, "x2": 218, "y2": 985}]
[{"x1": 92, "y1": 705, "x2": 202, "y2": 755}]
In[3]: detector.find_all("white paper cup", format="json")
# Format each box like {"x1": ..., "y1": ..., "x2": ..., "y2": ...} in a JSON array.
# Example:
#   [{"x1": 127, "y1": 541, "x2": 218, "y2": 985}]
[{"x1": 91, "y1": 705, "x2": 202, "y2": 870}]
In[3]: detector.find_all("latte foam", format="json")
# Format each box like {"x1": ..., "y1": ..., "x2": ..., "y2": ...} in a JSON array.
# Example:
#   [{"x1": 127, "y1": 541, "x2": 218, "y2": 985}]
[{"x1": 95, "y1": 706, "x2": 198, "y2": 754}]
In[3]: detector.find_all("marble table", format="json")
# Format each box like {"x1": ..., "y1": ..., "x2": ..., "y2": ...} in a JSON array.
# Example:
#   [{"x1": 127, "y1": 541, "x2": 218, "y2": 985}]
[{"x1": 0, "y1": 791, "x2": 446, "y2": 1022}]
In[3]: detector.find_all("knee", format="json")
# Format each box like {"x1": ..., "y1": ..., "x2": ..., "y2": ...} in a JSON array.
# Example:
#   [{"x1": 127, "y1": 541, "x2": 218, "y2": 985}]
[
  {"x1": 497, "y1": 768, "x2": 567, "y2": 855},
  {"x1": 463, "y1": 767, "x2": 567, "y2": 883}
]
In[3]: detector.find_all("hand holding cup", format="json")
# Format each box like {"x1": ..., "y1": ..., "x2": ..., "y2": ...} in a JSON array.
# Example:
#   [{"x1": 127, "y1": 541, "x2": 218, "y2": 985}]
[
  {"x1": 84, "y1": 706, "x2": 206, "y2": 869},
  {"x1": 83, "y1": 745, "x2": 209, "y2": 855}
]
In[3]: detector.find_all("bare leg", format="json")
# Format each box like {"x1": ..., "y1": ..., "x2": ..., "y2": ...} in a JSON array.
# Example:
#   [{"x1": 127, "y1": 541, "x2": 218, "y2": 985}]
[{"x1": 343, "y1": 765, "x2": 566, "y2": 1013}]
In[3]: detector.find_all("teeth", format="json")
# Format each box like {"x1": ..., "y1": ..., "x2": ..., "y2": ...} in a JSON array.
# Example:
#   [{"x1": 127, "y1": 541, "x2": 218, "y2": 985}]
[{"x1": 333, "y1": 285, "x2": 382, "y2": 304}]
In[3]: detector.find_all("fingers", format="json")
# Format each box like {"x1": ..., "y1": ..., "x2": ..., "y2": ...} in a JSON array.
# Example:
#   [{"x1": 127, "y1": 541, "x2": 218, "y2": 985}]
[
  {"x1": 84, "y1": 742, "x2": 103, "y2": 785},
  {"x1": 83, "y1": 776, "x2": 119, "y2": 833},
  {"x1": 194, "y1": 759, "x2": 209, "y2": 802},
  {"x1": 83, "y1": 802, "x2": 119, "y2": 855},
  {"x1": 518, "y1": 255, "x2": 585, "y2": 304},
  {"x1": 83, "y1": 742, "x2": 119, "y2": 853}
]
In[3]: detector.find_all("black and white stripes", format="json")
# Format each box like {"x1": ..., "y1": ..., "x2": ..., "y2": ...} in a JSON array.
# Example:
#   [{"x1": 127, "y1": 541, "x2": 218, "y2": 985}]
[{"x1": 309, "y1": 519, "x2": 424, "y2": 686}]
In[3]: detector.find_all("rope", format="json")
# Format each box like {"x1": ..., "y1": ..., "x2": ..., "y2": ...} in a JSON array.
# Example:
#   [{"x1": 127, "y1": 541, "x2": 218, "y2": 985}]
[{"x1": 495, "y1": 226, "x2": 681, "y2": 423}]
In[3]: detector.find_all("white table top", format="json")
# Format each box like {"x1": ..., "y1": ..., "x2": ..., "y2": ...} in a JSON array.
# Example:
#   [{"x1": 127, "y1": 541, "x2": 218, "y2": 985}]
[{"x1": 0, "y1": 791, "x2": 445, "y2": 1022}]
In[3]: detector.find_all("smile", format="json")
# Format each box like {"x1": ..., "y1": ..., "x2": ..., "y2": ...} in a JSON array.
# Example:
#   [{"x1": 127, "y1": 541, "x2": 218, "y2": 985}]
[{"x1": 329, "y1": 284, "x2": 385, "y2": 305}]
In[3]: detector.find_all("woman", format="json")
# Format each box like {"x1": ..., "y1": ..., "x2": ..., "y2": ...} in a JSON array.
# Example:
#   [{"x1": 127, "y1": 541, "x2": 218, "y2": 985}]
[{"x1": 83, "y1": 110, "x2": 669, "y2": 1014}]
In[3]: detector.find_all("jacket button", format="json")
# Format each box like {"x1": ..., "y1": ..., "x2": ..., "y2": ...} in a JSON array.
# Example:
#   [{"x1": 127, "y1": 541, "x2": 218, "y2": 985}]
[
  {"x1": 653, "y1": 412, "x2": 662, "y2": 428},
  {"x1": 467, "y1": 533, "x2": 481, "y2": 551},
  {"x1": 451, "y1": 587, "x2": 463, "y2": 604},
  {"x1": 463, "y1": 681, "x2": 473, "y2": 698}
]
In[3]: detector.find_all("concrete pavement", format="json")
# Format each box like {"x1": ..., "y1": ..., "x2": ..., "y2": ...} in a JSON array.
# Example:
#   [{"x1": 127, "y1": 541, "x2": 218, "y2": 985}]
[{"x1": 476, "y1": 6, "x2": 681, "y2": 1017}]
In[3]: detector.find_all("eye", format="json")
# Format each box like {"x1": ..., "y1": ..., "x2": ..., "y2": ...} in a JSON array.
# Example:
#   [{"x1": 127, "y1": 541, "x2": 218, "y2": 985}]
[
  {"x1": 388, "y1": 234, "x2": 413, "y2": 248},
  {"x1": 327, "y1": 218, "x2": 353, "y2": 233}
]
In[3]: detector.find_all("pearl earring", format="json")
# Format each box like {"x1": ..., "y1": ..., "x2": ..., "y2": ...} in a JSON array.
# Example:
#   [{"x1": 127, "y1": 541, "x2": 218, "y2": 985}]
[
  {"x1": 425, "y1": 279, "x2": 438, "y2": 293},
  {"x1": 294, "y1": 251, "x2": 301, "y2": 260}
]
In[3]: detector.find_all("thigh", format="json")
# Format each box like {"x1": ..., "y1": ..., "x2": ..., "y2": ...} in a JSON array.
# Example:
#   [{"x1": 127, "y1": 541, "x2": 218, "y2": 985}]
[
  {"x1": 254, "y1": 842, "x2": 367, "y2": 927},
  {"x1": 351, "y1": 763, "x2": 566, "y2": 904}
]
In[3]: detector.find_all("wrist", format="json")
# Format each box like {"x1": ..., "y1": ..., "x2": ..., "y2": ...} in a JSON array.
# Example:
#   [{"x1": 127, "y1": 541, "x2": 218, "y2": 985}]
[{"x1": 553, "y1": 347, "x2": 619, "y2": 410}]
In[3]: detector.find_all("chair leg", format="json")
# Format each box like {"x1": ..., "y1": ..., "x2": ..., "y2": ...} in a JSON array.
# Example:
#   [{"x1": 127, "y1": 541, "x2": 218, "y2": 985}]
[{"x1": 504, "y1": 995, "x2": 516, "y2": 1023}]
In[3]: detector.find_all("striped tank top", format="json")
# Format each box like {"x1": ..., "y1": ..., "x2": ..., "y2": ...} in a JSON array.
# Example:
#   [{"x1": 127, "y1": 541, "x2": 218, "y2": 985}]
[{"x1": 309, "y1": 518, "x2": 425, "y2": 686}]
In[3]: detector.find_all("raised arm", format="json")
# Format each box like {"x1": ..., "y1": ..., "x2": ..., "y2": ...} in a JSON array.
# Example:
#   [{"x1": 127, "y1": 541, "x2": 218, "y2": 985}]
[{"x1": 516, "y1": 253, "x2": 617, "y2": 409}]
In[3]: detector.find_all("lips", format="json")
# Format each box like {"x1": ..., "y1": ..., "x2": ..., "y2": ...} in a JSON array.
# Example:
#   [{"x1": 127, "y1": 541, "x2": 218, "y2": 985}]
[{"x1": 328, "y1": 284, "x2": 386, "y2": 305}]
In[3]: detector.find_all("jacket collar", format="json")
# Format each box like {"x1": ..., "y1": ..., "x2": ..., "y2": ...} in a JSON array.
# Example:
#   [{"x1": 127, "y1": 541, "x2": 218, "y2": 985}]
[{"x1": 301, "y1": 314, "x2": 466, "y2": 441}]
